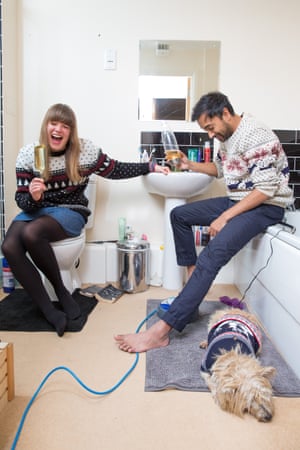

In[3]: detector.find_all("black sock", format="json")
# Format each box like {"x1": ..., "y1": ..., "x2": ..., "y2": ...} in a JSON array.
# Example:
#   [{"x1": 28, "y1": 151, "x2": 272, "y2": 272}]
[
  {"x1": 57, "y1": 289, "x2": 81, "y2": 320},
  {"x1": 47, "y1": 308, "x2": 67, "y2": 337}
]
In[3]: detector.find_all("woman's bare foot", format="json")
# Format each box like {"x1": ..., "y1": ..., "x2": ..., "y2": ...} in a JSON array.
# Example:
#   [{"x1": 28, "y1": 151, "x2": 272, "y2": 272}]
[{"x1": 114, "y1": 320, "x2": 172, "y2": 353}]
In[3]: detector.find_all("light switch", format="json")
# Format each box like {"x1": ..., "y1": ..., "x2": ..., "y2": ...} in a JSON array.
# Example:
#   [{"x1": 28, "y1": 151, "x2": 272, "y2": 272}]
[{"x1": 104, "y1": 49, "x2": 117, "y2": 70}]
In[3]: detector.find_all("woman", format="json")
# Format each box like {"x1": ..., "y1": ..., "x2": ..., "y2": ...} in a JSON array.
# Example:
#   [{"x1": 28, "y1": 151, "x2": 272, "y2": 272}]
[{"x1": 1, "y1": 103, "x2": 169, "y2": 336}]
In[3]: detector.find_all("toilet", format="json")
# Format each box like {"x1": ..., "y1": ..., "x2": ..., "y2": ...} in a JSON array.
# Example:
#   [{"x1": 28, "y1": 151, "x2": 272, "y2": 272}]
[{"x1": 41, "y1": 175, "x2": 97, "y2": 300}]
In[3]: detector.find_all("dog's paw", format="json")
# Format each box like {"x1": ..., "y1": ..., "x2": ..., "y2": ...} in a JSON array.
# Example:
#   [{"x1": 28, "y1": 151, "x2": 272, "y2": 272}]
[{"x1": 199, "y1": 340, "x2": 208, "y2": 349}]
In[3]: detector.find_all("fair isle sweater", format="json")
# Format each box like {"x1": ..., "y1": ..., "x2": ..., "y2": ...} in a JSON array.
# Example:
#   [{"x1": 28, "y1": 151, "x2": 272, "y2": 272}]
[
  {"x1": 15, "y1": 138, "x2": 151, "y2": 221},
  {"x1": 214, "y1": 113, "x2": 294, "y2": 208}
]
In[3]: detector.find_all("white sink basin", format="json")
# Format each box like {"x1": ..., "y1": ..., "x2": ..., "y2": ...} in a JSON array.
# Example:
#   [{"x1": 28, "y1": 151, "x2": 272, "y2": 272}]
[
  {"x1": 144, "y1": 171, "x2": 213, "y2": 290},
  {"x1": 143, "y1": 172, "x2": 213, "y2": 199}
]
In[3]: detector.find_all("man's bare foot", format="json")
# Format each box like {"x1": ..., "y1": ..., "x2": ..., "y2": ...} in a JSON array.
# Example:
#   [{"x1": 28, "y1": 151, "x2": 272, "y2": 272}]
[{"x1": 114, "y1": 320, "x2": 172, "y2": 353}]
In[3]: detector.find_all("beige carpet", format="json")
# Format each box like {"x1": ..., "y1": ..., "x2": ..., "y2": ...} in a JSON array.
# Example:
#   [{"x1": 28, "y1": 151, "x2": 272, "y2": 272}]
[{"x1": 1, "y1": 284, "x2": 300, "y2": 450}]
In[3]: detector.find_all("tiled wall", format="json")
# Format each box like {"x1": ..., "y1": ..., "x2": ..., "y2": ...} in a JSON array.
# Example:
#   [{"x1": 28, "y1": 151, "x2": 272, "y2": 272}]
[
  {"x1": 141, "y1": 129, "x2": 300, "y2": 209},
  {"x1": 140, "y1": 131, "x2": 214, "y2": 163},
  {"x1": 0, "y1": 1, "x2": 4, "y2": 242},
  {"x1": 273, "y1": 130, "x2": 300, "y2": 209}
]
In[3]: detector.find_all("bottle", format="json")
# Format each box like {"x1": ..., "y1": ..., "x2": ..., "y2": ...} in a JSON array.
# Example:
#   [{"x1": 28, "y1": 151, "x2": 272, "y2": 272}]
[
  {"x1": 118, "y1": 218, "x2": 126, "y2": 241},
  {"x1": 201, "y1": 226, "x2": 210, "y2": 246},
  {"x1": 197, "y1": 148, "x2": 202, "y2": 162},
  {"x1": 142, "y1": 149, "x2": 149, "y2": 162},
  {"x1": 188, "y1": 148, "x2": 198, "y2": 162},
  {"x1": 204, "y1": 141, "x2": 211, "y2": 162},
  {"x1": 2, "y1": 258, "x2": 15, "y2": 293}
]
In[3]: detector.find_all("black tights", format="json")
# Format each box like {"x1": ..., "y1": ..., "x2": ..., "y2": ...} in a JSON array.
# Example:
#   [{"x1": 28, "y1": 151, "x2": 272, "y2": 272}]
[{"x1": 1, "y1": 216, "x2": 81, "y2": 336}]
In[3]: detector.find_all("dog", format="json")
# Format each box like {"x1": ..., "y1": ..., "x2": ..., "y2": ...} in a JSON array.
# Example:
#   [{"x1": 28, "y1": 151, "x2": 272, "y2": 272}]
[{"x1": 199, "y1": 308, "x2": 275, "y2": 422}]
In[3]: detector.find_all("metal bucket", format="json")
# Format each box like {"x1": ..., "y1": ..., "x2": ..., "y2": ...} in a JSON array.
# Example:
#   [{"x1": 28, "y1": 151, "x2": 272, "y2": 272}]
[{"x1": 117, "y1": 240, "x2": 150, "y2": 293}]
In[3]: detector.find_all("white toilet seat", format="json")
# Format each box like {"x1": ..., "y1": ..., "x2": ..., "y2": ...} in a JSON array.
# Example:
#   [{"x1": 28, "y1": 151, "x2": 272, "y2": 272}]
[
  {"x1": 51, "y1": 230, "x2": 86, "y2": 248},
  {"x1": 41, "y1": 176, "x2": 97, "y2": 300},
  {"x1": 40, "y1": 230, "x2": 86, "y2": 300}
]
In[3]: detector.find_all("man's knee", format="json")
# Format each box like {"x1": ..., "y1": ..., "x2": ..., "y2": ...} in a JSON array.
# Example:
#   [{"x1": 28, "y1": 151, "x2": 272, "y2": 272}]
[{"x1": 170, "y1": 204, "x2": 187, "y2": 224}]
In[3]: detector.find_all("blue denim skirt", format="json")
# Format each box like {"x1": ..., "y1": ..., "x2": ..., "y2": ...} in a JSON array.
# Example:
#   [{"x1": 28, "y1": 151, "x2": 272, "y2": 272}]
[{"x1": 13, "y1": 207, "x2": 86, "y2": 237}]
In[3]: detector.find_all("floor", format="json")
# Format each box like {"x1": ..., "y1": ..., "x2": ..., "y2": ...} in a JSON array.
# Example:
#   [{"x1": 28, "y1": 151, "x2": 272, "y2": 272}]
[{"x1": 0, "y1": 284, "x2": 300, "y2": 450}]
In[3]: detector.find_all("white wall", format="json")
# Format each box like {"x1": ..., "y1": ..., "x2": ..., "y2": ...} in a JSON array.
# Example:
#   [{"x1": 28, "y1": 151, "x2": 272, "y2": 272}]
[
  {"x1": 4, "y1": 0, "x2": 300, "y2": 244},
  {"x1": 2, "y1": 0, "x2": 19, "y2": 231}
]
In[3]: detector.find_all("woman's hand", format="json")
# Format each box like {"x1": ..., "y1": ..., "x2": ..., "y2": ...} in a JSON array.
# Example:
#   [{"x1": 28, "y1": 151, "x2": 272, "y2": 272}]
[
  {"x1": 154, "y1": 164, "x2": 170, "y2": 175},
  {"x1": 29, "y1": 177, "x2": 47, "y2": 201}
]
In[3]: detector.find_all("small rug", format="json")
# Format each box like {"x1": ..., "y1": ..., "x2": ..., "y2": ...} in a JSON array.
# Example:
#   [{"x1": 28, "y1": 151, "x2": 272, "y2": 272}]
[
  {"x1": 0, "y1": 289, "x2": 98, "y2": 333},
  {"x1": 145, "y1": 300, "x2": 300, "y2": 397}
]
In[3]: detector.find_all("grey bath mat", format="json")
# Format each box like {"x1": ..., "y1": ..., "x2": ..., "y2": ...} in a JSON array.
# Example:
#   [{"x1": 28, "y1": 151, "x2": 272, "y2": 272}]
[{"x1": 145, "y1": 300, "x2": 300, "y2": 397}]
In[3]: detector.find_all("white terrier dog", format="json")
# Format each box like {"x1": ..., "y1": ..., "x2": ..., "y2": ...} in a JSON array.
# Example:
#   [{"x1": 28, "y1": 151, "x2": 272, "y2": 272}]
[{"x1": 200, "y1": 308, "x2": 275, "y2": 422}]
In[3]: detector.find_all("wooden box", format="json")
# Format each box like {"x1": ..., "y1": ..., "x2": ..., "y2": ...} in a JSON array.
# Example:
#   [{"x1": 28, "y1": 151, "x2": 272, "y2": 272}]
[{"x1": 0, "y1": 342, "x2": 15, "y2": 414}]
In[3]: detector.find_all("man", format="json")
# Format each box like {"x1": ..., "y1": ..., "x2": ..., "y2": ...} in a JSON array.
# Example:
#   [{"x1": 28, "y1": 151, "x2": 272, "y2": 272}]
[{"x1": 115, "y1": 91, "x2": 294, "y2": 353}]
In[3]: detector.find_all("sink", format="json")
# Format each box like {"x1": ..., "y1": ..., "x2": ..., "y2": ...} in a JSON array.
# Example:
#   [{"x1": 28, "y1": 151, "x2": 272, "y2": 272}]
[
  {"x1": 143, "y1": 172, "x2": 213, "y2": 198},
  {"x1": 143, "y1": 172, "x2": 213, "y2": 290}
]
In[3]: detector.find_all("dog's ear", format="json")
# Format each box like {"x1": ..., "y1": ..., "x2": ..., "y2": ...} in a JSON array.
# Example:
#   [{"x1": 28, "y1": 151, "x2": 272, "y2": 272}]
[{"x1": 261, "y1": 366, "x2": 276, "y2": 380}]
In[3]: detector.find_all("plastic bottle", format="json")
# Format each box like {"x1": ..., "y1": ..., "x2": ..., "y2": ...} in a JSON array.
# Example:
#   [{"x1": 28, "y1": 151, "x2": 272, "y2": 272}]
[
  {"x1": 201, "y1": 226, "x2": 210, "y2": 246},
  {"x1": 2, "y1": 258, "x2": 15, "y2": 293},
  {"x1": 204, "y1": 141, "x2": 211, "y2": 163},
  {"x1": 118, "y1": 218, "x2": 126, "y2": 241}
]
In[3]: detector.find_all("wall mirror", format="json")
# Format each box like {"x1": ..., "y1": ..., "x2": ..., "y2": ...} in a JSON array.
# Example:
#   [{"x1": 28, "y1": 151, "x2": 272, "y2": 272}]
[{"x1": 138, "y1": 40, "x2": 220, "y2": 121}]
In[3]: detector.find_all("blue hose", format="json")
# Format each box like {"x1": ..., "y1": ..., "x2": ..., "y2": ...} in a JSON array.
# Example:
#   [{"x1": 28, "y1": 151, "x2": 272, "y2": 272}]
[{"x1": 10, "y1": 308, "x2": 158, "y2": 450}]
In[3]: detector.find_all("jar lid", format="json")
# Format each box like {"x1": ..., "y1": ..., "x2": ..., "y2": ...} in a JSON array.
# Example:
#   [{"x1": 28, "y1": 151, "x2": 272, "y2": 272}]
[{"x1": 117, "y1": 239, "x2": 150, "y2": 250}]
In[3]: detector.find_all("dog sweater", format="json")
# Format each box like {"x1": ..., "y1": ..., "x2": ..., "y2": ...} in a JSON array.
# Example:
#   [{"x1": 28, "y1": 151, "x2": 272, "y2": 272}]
[{"x1": 201, "y1": 314, "x2": 262, "y2": 373}]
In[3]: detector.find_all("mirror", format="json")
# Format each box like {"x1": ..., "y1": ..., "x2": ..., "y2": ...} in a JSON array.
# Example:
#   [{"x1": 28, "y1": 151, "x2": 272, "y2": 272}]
[{"x1": 138, "y1": 40, "x2": 220, "y2": 121}]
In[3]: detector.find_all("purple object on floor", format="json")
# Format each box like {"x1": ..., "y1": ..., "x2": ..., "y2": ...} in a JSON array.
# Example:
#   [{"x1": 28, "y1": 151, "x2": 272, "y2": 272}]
[{"x1": 219, "y1": 296, "x2": 245, "y2": 309}]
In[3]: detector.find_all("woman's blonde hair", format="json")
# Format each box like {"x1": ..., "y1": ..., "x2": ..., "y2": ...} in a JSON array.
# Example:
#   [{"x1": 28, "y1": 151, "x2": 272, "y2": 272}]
[{"x1": 39, "y1": 103, "x2": 82, "y2": 183}]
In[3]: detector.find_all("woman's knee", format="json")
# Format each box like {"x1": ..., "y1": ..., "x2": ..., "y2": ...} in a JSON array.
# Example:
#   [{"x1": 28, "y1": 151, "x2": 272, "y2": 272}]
[
  {"x1": 1, "y1": 235, "x2": 17, "y2": 258},
  {"x1": 1, "y1": 239, "x2": 8, "y2": 257}
]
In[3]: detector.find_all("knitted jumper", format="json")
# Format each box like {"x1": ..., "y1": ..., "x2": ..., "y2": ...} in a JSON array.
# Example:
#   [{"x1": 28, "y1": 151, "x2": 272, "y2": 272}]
[
  {"x1": 201, "y1": 313, "x2": 262, "y2": 373},
  {"x1": 15, "y1": 138, "x2": 151, "y2": 221},
  {"x1": 214, "y1": 114, "x2": 294, "y2": 208}
]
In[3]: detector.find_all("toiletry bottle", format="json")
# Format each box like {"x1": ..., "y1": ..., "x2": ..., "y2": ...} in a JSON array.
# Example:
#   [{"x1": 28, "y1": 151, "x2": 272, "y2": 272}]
[
  {"x1": 204, "y1": 141, "x2": 211, "y2": 163},
  {"x1": 201, "y1": 226, "x2": 210, "y2": 246},
  {"x1": 197, "y1": 148, "x2": 202, "y2": 162},
  {"x1": 118, "y1": 218, "x2": 126, "y2": 241},
  {"x1": 188, "y1": 148, "x2": 198, "y2": 162},
  {"x1": 2, "y1": 257, "x2": 15, "y2": 293},
  {"x1": 142, "y1": 149, "x2": 149, "y2": 162}
]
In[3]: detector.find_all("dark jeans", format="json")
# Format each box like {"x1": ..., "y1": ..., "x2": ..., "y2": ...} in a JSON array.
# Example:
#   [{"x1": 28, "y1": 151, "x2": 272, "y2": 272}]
[{"x1": 161, "y1": 197, "x2": 284, "y2": 332}]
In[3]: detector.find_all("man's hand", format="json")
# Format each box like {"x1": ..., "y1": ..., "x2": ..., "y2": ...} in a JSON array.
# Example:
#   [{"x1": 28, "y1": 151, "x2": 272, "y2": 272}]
[{"x1": 209, "y1": 215, "x2": 228, "y2": 237}]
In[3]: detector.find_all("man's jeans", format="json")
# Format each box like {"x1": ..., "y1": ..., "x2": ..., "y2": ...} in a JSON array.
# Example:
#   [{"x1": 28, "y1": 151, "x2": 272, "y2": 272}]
[{"x1": 161, "y1": 197, "x2": 284, "y2": 332}]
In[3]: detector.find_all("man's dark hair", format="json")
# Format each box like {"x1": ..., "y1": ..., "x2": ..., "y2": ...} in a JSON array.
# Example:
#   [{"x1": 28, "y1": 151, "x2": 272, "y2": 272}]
[{"x1": 191, "y1": 91, "x2": 235, "y2": 121}]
